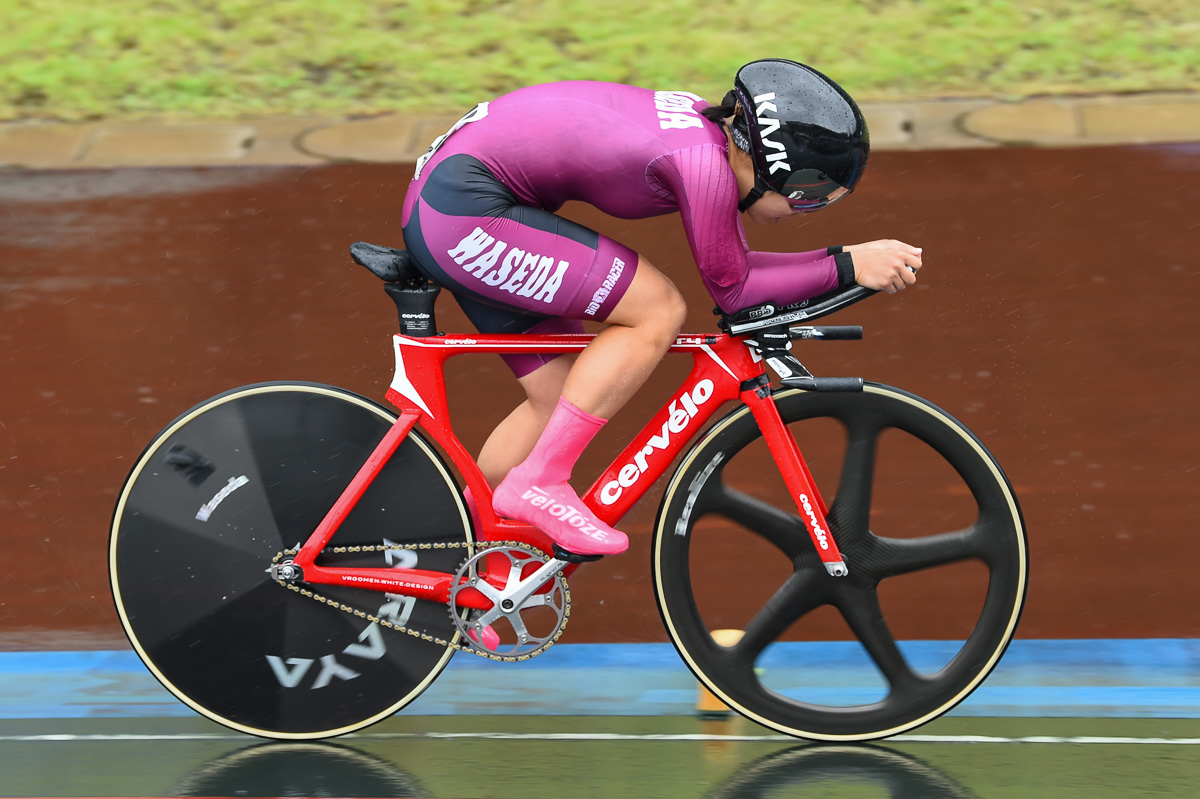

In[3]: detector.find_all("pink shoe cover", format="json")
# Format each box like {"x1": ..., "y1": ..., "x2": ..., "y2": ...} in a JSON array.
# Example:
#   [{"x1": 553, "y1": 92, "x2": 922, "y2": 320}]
[
  {"x1": 491, "y1": 396, "x2": 629, "y2": 555},
  {"x1": 493, "y1": 470, "x2": 629, "y2": 555}
]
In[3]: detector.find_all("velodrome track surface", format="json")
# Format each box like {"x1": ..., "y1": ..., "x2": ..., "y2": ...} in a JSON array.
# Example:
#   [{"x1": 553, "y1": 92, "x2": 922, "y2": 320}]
[
  {"x1": 2, "y1": 144, "x2": 1198, "y2": 796},
  {"x1": 3, "y1": 715, "x2": 1199, "y2": 797}
]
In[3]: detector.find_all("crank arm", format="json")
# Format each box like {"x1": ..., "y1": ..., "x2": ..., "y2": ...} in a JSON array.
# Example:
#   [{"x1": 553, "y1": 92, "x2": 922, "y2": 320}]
[{"x1": 494, "y1": 557, "x2": 570, "y2": 613}]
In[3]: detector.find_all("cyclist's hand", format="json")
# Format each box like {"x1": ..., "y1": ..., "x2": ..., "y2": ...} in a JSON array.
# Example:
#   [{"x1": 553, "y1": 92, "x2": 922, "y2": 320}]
[{"x1": 845, "y1": 240, "x2": 923, "y2": 294}]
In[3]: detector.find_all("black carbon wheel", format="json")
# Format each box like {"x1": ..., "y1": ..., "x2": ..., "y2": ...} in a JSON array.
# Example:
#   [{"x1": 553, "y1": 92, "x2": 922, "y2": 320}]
[
  {"x1": 653, "y1": 384, "x2": 1028, "y2": 741},
  {"x1": 110, "y1": 383, "x2": 471, "y2": 739}
]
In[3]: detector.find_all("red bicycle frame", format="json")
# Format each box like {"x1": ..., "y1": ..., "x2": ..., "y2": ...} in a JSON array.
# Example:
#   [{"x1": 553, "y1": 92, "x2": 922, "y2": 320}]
[{"x1": 289, "y1": 331, "x2": 848, "y2": 605}]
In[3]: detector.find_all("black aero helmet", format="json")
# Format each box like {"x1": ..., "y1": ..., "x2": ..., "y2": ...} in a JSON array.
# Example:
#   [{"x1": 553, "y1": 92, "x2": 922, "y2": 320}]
[{"x1": 728, "y1": 59, "x2": 870, "y2": 212}]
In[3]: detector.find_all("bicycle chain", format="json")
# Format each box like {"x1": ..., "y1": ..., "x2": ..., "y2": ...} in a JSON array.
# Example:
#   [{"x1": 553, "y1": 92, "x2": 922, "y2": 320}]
[{"x1": 268, "y1": 540, "x2": 570, "y2": 662}]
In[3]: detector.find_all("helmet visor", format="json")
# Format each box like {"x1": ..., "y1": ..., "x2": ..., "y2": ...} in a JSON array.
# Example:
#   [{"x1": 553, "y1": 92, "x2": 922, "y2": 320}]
[{"x1": 781, "y1": 168, "x2": 851, "y2": 211}]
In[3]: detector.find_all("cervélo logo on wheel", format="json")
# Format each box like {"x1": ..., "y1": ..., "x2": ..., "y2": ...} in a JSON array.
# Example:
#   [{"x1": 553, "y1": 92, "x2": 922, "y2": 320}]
[{"x1": 600, "y1": 379, "x2": 715, "y2": 505}]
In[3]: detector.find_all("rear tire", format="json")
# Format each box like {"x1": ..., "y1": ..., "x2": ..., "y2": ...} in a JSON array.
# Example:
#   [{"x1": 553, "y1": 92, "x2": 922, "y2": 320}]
[
  {"x1": 652, "y1": 384, "x2": 1028, "y2": 741},
  {"x1": 110, "y1": 383, "x2": 471, "y2": 739}
]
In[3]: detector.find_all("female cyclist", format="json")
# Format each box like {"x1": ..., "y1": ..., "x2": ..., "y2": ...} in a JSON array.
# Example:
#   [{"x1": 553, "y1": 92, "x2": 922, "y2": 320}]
[{"x1": 400, "y1": 58, "x2": 922, "y2": 558}]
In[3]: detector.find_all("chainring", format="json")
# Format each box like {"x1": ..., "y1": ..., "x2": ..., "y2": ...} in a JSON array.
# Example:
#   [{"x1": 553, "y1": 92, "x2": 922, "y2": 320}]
[{"x1": 449, "y1": 545, "x2": 570, "y2": 661}]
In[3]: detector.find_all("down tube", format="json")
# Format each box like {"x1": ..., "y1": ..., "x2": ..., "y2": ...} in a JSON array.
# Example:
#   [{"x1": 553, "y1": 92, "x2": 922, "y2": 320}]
[{"x1": 584, "y1": 353, "x2": 743, "y2": 524}]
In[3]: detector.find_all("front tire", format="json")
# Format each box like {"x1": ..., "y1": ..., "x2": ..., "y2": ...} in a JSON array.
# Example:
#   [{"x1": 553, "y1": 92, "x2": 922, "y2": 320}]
[{"x1": 652, "y1": 384, "x2": 1028, "y2": 741}]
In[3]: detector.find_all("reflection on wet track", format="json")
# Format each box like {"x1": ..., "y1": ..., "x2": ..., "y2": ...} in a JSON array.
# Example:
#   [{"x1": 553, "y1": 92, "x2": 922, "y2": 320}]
[
  {"x1": 170, "y1": 742, "x2": 430, "y2": 798},
  {"x1": 703, "y1": 744, "x2": 978, "y2": 798},
  {"x1": 2, "y1": 716, "x2": 1199, "y2": 797},
  {"x1": 169, "y1": 739, "x2": 981, "y2": 799}
]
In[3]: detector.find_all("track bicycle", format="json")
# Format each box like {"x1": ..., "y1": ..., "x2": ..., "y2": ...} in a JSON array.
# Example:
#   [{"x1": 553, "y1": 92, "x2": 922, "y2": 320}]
[{"x1": 109, "y1": 242, "x2": 1028, "y2": 741}]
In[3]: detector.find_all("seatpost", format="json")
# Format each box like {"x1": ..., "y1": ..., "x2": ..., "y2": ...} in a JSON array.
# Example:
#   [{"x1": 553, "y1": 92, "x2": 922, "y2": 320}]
[{"x1": 385, "y1": 278, "x2": 441, "y2": 337}]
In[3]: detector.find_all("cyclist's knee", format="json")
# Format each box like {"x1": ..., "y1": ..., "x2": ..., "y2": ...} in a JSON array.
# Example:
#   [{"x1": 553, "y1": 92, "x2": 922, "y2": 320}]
[
  {"x1": 644, "y1": 271, "x2": 687, "y2": 347},
  {"x1": 612, "y1": 258, "x2": 687, "y2": 342},
  {"x1": 658, "y1": 284, "x2": 688, "y2": 338}
]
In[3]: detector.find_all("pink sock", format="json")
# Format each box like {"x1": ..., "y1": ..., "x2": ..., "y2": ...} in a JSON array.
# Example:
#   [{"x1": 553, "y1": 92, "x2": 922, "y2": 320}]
[{"x1": 493, "y1": 397, "x2": 629, "y2": 556}]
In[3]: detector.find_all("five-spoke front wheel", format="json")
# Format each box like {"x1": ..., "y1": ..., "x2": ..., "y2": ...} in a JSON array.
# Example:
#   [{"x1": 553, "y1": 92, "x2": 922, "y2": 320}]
[{"x1": 652, "y1": 384, "x2": 1028, "y2": 741}]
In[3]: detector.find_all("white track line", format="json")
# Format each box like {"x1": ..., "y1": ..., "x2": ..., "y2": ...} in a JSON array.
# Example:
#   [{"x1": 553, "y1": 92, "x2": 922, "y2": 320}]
[{"x1": 1, "y1": 732, "x2": 1198, "y2": 744}]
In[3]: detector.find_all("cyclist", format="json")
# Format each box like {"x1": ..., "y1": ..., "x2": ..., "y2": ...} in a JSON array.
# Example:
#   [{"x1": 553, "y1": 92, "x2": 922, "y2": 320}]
[{"x1": 400, "y1": 58, "x2": 922, "y2": 558}]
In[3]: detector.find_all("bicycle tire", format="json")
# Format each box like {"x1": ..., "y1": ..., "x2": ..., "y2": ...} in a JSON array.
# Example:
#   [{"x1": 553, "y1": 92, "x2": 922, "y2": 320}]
[
  {"x1": 110, "y1": 382, "x2": 471, "y2": 739},
  {"x1": 652, "y1": 384, "x2": 1028, "y2": 741}
]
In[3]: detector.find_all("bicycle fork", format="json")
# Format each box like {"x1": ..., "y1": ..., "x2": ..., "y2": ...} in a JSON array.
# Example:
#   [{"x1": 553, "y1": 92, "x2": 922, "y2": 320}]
[{"x1": 741, "y1": 372, "x2": 850, "y2": 578}]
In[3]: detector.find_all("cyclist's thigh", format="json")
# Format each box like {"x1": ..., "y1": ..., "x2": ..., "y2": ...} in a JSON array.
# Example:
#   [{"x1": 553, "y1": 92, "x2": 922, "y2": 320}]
[
  {"x1": 403, "y1": 153, "x2": 638, "y2": 324},
  {"x1": 454, "y1": 295, "x2": 581, "y2": 379}
]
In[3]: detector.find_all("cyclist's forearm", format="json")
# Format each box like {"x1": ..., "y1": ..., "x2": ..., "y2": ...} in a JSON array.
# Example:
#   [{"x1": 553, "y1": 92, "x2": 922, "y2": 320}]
[{"x1": 708, "y1": 248, "x2": 840, "y2": 312}]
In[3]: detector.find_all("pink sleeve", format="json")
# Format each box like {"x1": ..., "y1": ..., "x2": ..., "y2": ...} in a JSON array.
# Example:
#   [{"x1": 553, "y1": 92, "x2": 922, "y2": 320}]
[{"x1": 653, "y1": 145, "x2": 842, "y2": 313}]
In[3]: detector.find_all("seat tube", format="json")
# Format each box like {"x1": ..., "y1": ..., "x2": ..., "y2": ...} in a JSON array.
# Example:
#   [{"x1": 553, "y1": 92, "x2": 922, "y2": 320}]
[{"x1": 741, "y1": 389, "x2": 849, "y2": 576}]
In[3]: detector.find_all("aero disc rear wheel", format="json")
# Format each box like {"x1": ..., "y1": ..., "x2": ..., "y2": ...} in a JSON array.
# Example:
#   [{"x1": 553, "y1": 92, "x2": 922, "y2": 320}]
[
  {"x1": 653, "y1": 384, "x2": 1028, "y2": 741},
  {"x1": 110, "y1": 383, "x2": 471, "y2": 739}
]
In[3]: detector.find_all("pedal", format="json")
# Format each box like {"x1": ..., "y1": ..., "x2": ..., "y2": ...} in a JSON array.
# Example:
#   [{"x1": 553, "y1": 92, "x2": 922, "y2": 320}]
[{"x1": 552, "y1": 543, "x2": 605, "y2": 564}]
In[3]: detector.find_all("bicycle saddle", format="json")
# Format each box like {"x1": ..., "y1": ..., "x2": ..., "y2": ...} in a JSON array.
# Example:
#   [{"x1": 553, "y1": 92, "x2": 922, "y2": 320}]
[{"x1": 350, "y1": 242, "x2": 423, "y2": 284}]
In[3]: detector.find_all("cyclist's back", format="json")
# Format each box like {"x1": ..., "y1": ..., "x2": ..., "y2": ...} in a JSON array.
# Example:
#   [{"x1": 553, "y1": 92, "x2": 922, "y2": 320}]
[{"x1": 402, "y1": 80, "x2": 723, "y2": 222}]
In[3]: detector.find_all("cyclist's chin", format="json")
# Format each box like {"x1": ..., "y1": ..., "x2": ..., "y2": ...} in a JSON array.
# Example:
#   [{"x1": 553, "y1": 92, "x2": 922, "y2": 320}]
[
  {"x1": 745, "y1": 199, "x2": 798, "y2": 226},
  {"x1": 747, "y1": 209, "x2": 790, "y2": 226}
]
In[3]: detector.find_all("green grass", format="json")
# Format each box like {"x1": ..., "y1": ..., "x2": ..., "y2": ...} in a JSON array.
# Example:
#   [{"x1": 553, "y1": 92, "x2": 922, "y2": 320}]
[{"x1": 3, "y1": 0, "x2": 1199, "y2": 121}]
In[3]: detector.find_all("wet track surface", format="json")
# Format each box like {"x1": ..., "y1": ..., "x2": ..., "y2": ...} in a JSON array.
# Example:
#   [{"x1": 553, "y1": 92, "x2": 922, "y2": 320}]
[
  {"x1": 3, "y1": 715, "x2": 1200, "y2": 797},
  {"x1": 2, "y1": 144, "x2": 1200, "y2": 795}
]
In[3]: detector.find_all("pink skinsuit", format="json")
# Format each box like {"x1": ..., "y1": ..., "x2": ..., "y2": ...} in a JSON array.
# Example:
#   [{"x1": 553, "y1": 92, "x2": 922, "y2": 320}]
[{"x1": 401, "y1": 81, "x2": 845, "y2": 334}]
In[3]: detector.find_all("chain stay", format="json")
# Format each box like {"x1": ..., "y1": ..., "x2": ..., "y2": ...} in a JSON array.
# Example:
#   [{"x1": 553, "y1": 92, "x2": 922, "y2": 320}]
[{"x1": 269, "y1": 540, "x2": 570, "y2": 662}]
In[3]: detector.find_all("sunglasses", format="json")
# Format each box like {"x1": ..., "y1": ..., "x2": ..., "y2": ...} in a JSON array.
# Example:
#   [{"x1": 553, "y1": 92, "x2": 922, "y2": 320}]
[{"x1": 780, "y1": 169, "x2": 851, "y2": 211}]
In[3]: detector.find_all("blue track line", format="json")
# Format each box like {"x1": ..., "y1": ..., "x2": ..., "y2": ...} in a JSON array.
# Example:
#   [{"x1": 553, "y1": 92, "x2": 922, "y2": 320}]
[{"x1": 1, "y1": 639, "x2": 1196, "y2": 720}]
